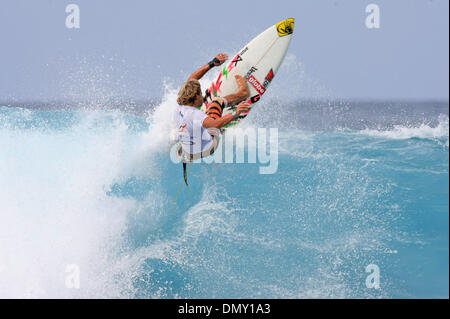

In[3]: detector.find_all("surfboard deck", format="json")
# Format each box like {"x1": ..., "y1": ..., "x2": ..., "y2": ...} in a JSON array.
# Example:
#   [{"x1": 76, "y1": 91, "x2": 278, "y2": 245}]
[{"x1": 201, "y1": 18, "x2": 294, "y2": 129}]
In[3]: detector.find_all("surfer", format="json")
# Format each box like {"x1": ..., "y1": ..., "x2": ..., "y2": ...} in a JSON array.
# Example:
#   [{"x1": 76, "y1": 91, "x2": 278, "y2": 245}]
[{"x1": 174, "y1": 53, "x2": 250, "y2": 162}]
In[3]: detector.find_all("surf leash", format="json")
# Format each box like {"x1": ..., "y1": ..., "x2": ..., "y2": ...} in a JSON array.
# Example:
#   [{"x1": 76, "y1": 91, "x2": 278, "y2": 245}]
[{"x1": 172, "y1": 161, "x2": 193, "y2": 215}]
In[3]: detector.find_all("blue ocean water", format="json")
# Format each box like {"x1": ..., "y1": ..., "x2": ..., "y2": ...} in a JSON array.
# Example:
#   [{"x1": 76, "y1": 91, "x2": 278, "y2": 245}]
[{"x1": 0, "y1": 99, "x2": 448, "y2": 298}]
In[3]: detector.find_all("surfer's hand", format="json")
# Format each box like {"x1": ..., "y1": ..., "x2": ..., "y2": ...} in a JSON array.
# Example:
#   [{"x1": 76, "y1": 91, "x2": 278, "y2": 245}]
[
  {"x1": 236, "y1": 101, "x2": 250, "y2": 115},
  {"x1": 215, "y1": 53, "x2": 228, "y2": 66}
]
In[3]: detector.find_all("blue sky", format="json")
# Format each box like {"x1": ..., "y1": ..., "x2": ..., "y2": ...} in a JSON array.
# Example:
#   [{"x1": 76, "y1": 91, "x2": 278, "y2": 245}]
[{"x1": 0, "y1": 0, "x2": 448, "y2": 101}]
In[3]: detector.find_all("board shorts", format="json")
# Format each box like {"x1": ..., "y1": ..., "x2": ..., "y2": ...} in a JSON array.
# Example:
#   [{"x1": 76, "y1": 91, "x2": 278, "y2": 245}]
[{"x1": 205, "y1": 98, "x2": 228, "y2": 120}]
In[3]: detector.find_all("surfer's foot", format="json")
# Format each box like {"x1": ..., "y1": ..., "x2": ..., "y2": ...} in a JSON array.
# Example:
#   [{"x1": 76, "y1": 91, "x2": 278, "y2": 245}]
[{"x1": 234, "y1": 75, "x2": 250, "y2": 101}]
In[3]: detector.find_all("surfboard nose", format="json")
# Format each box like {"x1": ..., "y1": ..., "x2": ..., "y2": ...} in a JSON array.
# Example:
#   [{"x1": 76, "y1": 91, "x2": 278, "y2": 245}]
[{"x1": 276, "y1": 18, "x2": 295, "y2": 37}]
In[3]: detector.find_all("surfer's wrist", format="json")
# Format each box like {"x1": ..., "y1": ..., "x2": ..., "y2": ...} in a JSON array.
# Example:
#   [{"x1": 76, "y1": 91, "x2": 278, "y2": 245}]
[{"x1": 208, "y1": 57, "x2": 220, "y2": 68}]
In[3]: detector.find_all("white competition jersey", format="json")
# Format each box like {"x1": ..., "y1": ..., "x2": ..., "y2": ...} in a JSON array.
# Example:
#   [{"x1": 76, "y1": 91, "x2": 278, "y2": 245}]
[{"x1": 173, "y1": 105, "x2": 213, "y2": 154}]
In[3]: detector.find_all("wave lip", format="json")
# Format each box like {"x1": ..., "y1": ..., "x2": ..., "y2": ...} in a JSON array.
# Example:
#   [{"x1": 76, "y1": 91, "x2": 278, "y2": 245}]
[{"x1": 359, "y1": 114, "x2": 449, "y2": 143}]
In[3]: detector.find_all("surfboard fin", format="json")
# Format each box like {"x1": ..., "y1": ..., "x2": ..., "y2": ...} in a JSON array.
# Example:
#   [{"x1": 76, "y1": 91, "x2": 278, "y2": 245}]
[{"x1": 183, "y1": 162, "x2": 189, "y2": 186}]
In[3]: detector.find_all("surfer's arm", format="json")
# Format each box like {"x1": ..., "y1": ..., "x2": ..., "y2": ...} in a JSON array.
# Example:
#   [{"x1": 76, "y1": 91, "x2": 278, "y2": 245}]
[
  {"x1": 187, "y1": 64, "x2": 212, "y2": 81},
  {"x1": 187, "y1": 53, "x2": 228, "y2": 81}
]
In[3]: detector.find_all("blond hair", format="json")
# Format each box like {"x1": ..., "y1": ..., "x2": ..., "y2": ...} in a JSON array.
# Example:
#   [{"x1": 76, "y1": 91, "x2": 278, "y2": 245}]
[{"x1": 177, "y1": 79, "x2": 201, "y2": 105}]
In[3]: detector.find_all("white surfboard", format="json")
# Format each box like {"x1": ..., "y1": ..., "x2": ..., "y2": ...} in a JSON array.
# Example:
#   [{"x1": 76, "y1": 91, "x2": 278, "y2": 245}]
[{"x1": 201, "y1": 18, "x2": 295, "y2": 129}]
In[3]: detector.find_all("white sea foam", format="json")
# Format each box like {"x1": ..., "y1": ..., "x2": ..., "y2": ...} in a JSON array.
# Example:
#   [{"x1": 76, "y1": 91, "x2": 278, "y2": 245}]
[
  {"x1": 0, "y1": 109, "x2": 152, "y2": 298},
  {"x1": 359, "y1": 114, "x2": 449, "y2": 144}
]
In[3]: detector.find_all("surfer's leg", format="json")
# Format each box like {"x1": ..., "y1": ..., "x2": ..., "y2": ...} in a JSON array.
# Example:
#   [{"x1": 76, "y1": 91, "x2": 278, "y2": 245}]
[
  {"x1": 223, "y1": 74, "x2": 250, "y2": 104},
  {"x1": 206, "y1": 98, "x2": 226, "y2": 119}
]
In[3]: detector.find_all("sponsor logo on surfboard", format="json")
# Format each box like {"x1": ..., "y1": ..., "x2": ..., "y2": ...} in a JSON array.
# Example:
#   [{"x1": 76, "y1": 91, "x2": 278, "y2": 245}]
[
  {"x1": 248, "y1": 75, "x2": 266, "y2": 95},
  {"x1": 245, "y1": 66, "x2": 258, "y2": 79},
  {"x1": 240, "y1": 47, "x2": 249, "y2": 56},
  {"x1": 222, "y1": 54, "x2": 242, "y2": 80},
  {"x1": 276, "y1": 18, "x2": 294, "y2": 37},
  {"x1": 262, "y1": 69, "x2": 274, "y2": 88},
  {"x1": 249, "y1": 94, "x2": 261, "y2": 104},
  {"x1": 231, "y1": 54, "x2": 243, "y2": 67}
]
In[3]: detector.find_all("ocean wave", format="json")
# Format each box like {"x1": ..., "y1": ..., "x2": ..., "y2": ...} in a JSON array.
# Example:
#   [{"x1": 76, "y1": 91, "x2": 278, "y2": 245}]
[
  {"x1": 358, "y1": 114, "x2": 449, "y2": 143},
  {"x1": 0, "y1": 95, "x2": 448, "y2": 298}
]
